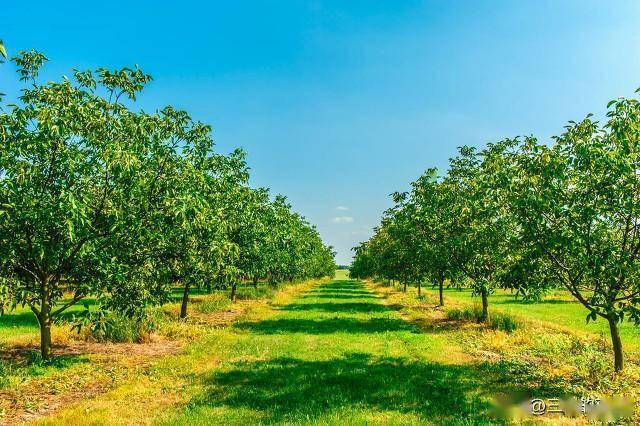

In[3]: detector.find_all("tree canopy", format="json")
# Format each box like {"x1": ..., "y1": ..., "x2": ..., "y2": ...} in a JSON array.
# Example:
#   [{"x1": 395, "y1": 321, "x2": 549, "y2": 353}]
[
  {"x1": 352, "y1": 90, "x2": 640, "y2": 372},
  {"x1": 0, "y1": 50, "x2": 335, "y2": 359}
]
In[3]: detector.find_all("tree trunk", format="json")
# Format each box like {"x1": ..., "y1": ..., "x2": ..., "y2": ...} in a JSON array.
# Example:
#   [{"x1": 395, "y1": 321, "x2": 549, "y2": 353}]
[
  {"x1": 252, "y1": 277, "x2": 258, "y2": 289},
  {"x1": 37, "y1": 312, "x2": 53, "y2": 360},
  {"x1": 230, "y1": 282, "x2": 237, "y2": 302},
  {"x1": 439, "y1": 276, "x2": 444, "y2": 307},
  {"x1": 608, "y1": 315, "x2": 624, "y2": 372},
  {"x1": 37, "y1": 276, "x2": 53, "y2": 360},
  {"x1": 403, "y1": 282, "x2": 407, "y2": 292},
  {"x1": 479, "y1": 287, "x2": 489, "y2": 322},
  {"x1": 417, "y1": 281, "x2": 421, "y2": 297},
  {"x1": 180, "y1": 281, "x2": 191, "y2": 319}
]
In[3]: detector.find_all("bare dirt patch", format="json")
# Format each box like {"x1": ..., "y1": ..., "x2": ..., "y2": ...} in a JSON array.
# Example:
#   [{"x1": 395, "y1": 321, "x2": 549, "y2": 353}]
[{"x1": 0, "y1": 338, "x2": 186, "y2": 425}]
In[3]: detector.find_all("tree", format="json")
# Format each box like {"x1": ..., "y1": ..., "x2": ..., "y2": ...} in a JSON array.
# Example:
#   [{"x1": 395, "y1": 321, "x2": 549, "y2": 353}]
[
  {"x1": 0, "y1": 52, "x2": 210, "y2": 358},
  {"x1": 228, "y1": 187, "x2": 278, "y2": 298},
  {"x1": 350, "y1": 241, "x2": 375, "y2": 280},
  {"x1": 434, "y1": 144, "x2": 518, "y2": 320},
  {"x1": 404, "y1": 168, "x2": 460, "y2": 305},
  {"x1": 224, "y1": 190, "x2": 335, "y2": 303},
  {"x1": 352, "y1": 142, "x2": 524, "y2": 319},
  {"x1": 166, "y1": 149, "x2": 247, "y2": 318},
  {"x1": 508, "y1": 95, "x2": 640, "y2": 372},
  {"x1": 383, "y1": 193, "x2": 425, "y2": 294}
]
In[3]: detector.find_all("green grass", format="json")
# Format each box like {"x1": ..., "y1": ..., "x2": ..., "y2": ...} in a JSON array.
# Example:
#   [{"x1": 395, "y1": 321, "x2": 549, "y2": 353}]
[
  {"x1": 0, "y1": 306, "x2": 39, "y2": 342},
  {"x1": 0, "y1": 354, "x2": 89, "y2": 389},
  {"x1": 194, "y1": 293, "x2": 233, "y2": 314},
  {"x1": 37, "y1": 274, "x2": 503, "y2": 424},
  {"x1": 445, "y1": 306, "x2": 521, "y2": 332},
  {"x1": 155, "y1": 277, "x2": 498, "y2": 425},
  {"x1": 0, "y1": 299, "x2": 90, "y2": 344},
  {"x1": 0, "y1": 282, "x2": 267, "y2": 345},
  {"x1": 18, "y1": 273, "x2": 640, "y2": 424},
  {"x1": 0, "y1": 286, "x2": 249, "y2": 394},
  {"x1": 423, "y1": 286, "x2": 640, "y2": 351}
]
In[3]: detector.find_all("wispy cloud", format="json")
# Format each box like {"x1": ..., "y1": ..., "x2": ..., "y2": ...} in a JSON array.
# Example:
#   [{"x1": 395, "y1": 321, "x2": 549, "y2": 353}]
[
  {"x1": 336, "y1": 205, "x2": 350, "y2": 211},
  {"x1": 332, "y1": 216, "x2": 354, "y2": 224}
]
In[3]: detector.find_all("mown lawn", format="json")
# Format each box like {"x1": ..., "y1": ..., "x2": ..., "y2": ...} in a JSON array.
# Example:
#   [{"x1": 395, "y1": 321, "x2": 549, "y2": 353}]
[
  {"x1": 43, "y1": 273, "x2": 498, "y2": 425},
  {"x1": 156, "y1": 279, "x2": 490, "y2": 424},
  {"x1": 420, "y1": 285, "x2": 640, "y2": 352},
  {"x1": 0, "y1": 280, "x2": 319, "y2": 422},
  {"x1": 40, "y1": 271, "x2": 640, "y2": 425},
  {"x1": 2, "y1": 272, "x2": 637, "y2": 424}
]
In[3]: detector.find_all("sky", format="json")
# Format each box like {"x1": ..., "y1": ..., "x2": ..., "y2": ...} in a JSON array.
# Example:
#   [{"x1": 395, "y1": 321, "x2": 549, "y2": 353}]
[{"x1": 2, "y1": 1, "x2": 640, "y2": 264}]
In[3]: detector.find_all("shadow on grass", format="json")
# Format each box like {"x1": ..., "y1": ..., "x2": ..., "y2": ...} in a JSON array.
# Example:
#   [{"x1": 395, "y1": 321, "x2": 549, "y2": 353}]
[
  {"x1": 308, "y1": 287, "x2": 371, "y2": 294},
  {"x1": 188, "y1": 353, "x2": 575, "y2": 424},
  {"x1": 302, "y1": 281, "x2": 374, "y2": 296},
  {"x1": 281, "y1": 302, "x2": 390, "y2": 313},
  {"x1": 321, "y1": 280, "x2": 362, "y2": 287},
  {"x1": 178, "y1": 278, "x2": 579, "y2": 423},
  {"x1": 235, "y1": 317, "x2": 418, "y2": 334},
  {"x1": 1, "y1": 299, "x2": 98, "y2": 326},
  {"x1": 3, "y1": 351, "x2": 88, "y2": 368},
  {"x1": 0, "y1": 298, "x2": 100, "y2": 337},
  {"x1": 193, "y1": 353, "x2": 493, "y2": 423},
  {"x1": 495, "y1": 298, "x2": 573, "y2": 306},
  {"x1": 0, "y1": 349, "x2": 89, "y2": 388},
  {"x1": 306, "y1": 289, "x2": 373, "y2": 295},
  {"x1": 314, "y1": 282, "x2": 368, "y2": 291},
  {"x1": 306, "y1": 294, "x2": 379, "y2": 300},
  {"x1": 0, "y1": 310, "x2": 39, "y2": 331}
]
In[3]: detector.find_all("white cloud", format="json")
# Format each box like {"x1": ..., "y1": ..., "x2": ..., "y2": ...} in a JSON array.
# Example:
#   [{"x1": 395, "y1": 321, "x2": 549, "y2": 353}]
[
  {"x1": 336, "y1": 205, "x2": 350, "y2": 211},
  {"x1": 332, "y1": 216, "x2": 354, "y2": 224}
]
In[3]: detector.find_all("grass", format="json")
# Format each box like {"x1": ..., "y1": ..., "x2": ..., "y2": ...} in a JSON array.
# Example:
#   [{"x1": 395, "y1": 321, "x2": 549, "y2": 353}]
[
  {"x1": 45, "y1": 273, "x2": 498, "y2": 425},
  {"x1": 0, "y1": 300, "x2": 89, "y2": 345},
  {"x1": 3, "y1": 271, "x2": 639, "y2": 423},
  {"x1": 0, "y1": 282, "x2": 278, "y2": 346},
  {"x1": 0, "y1": 354, "x2": 89, "y2": 390},
  {"x1": 375, "y1": 280, "x2": 640, "y2": 416},
  {"x1": 445, "y1": 306, "x2": 521, "y2": 332},
  {"x1": 420, "y1": 286, "x2": 640, "y2": 352},
  {"x1": 0, "y1": 279, "x2": 322, "y2": 422},
  {"x1": 194, "y1": 293, "x2": 233, "y2": 314},
  {"x1": 0, "y1": 308, "x2": 39, "y2": 343}
]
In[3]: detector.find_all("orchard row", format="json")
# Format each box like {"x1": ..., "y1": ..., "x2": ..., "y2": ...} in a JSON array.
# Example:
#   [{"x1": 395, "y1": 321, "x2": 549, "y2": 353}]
[
  {"x1": 351, "y1": 89, "x2": 640, "y2": 372},
  {"x1": 0, "y1": 50, "x2": 336, "y2": 359}
]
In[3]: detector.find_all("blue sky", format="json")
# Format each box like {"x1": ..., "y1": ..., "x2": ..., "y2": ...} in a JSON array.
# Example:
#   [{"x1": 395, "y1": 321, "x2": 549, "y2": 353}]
[{"x1": 2, "y1": 1, "x2": 640, "y2": 263}]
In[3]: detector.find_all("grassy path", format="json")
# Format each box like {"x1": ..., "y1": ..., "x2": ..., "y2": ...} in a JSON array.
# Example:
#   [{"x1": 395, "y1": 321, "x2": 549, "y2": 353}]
[
  {"x1": 41, "y1": 275, "x2": 539, "y2": 425},
  {"x1": 152, "y1": 276, "x2": 489, "y2": 425},
  {"x1": 36, "y1": 275, "x2": 640, "y2": 424}
]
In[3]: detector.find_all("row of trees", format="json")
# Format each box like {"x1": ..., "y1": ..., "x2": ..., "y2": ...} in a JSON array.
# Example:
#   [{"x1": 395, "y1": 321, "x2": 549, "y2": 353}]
[
  {"x1": 0, "y1": 49, "x2": 335, "y2": 359},
  {"x1": 351, "y1": 90, "x2": 640, "y2": 372}
]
